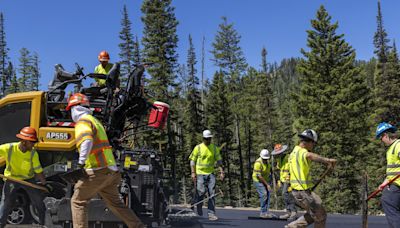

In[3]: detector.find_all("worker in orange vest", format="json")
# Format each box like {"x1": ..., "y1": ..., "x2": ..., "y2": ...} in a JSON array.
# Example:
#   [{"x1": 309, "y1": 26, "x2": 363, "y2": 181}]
[{"x1": 66, "y1": 93, "x2": 145, "y2": 228}]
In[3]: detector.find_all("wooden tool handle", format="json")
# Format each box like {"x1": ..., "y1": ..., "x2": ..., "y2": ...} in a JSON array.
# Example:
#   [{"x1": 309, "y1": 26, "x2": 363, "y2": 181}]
[{"x1": 0, "y1": 174, "x2": 48, "y2": 192}]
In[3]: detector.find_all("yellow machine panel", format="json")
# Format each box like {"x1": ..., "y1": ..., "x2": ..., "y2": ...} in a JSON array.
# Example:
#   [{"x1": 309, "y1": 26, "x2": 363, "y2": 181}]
[{"x1": 37, "y1": 127, "x2": 76, "y2": 152}]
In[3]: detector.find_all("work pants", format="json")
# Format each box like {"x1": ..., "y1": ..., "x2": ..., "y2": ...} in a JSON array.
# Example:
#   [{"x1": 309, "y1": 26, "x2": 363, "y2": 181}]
[
  {"x1": 0, "y1": 179, "x2": 46, "y2": 227},
  {"x1": 381, "y1": 184, "x2": 400, "y2": 228},
  {"x1": 254, "y1": 181, "x2": 270, "y2": 213},
  {"x1": 282, "y1": 182, "x2": 297, "y2": 213},
  {"x1": 288, "y1": 190, "x2": 326, "y2": 228},
  {"x1": 71, "y1": 168, "x2": 144, "y2": 228},
  {"x1": 196, "y1": 174, "x2": 216, "y2": 216}
]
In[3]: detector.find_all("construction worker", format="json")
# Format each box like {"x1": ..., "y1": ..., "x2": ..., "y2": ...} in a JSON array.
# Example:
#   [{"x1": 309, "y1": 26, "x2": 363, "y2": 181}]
[
  {"x1": 94, "y1": 50, "x2": 113, "y2": 87},
  {"x1": 285, "y1": 129, "x2": 336, "y2": 228},
  {"x1": 272, "y1": 144, "x2": 297, "y2": 221},
  {"x1": 189, "y1": 129, "x2": 225, "y2": 221},
  {"x1": 66, "y1": 93, "x2": 145, "y2": 228},
  {"x1": 252, "y1": 149, "x2": 273, "y2": 218},
  {"x1": 376, "y1": 122, "x2": 400, "y2": 228},
  {"x1": 0, "y1": 127, "x2": 48, "y2": 227}
]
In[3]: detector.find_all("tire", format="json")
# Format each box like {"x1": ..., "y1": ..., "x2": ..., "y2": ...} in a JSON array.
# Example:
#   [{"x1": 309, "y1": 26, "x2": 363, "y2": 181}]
[{"x1": 7, "y1": 193, "x2": 32, "y2": 225}]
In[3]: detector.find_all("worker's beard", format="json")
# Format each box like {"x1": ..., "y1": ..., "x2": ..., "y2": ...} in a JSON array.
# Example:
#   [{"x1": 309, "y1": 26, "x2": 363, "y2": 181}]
[{"x1": 71, "y1": 105, "x2": 92, "y2": 122}]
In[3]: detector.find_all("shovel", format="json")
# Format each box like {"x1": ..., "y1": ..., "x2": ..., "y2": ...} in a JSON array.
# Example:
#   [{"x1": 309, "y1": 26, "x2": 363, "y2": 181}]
[{"x1": 0, "y1": 174, "x2": 48, "y2": 192}]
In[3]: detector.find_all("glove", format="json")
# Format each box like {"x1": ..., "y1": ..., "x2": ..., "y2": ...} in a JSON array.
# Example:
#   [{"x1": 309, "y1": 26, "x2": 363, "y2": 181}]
[
  {"x1": 61, "y1": 168, "x2": 88, "y2": 184},
  {"x1": 277, "y1": 180, "x2": 282, "y2": 189},
  {"x1": 44, "y1": 183, "x2": 54, "y2": 193}
]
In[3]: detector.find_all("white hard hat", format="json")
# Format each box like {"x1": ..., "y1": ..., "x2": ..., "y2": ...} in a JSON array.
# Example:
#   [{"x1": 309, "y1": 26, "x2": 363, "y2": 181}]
[
  {"x1": 203, "y1": 130, "x2": 213, "y2": 138},
  {"x1": 260, "y1": 149, "x2": 270, "y2": 159},
  {"x1": 298, "y1": 129, "x2": 318, "y2": 143}
]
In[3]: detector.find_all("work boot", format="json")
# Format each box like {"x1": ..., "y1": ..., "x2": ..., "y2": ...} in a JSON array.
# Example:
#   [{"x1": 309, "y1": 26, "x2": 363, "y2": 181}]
[
  {"x1": 279, "y1": 213, "x2": 290, "y2": 219},
  {"x1": 260, "y1": 212, "x2": 274, "y2": 218},
  {"x1": 208, "y1": 213, "x2": 218, "y2": 221},
  {"x1": 287, "y1": 211, "x2": 298, "y2": 222}
]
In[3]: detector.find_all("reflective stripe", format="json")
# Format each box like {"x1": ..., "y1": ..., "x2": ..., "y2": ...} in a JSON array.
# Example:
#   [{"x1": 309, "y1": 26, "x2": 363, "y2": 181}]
[
  {"x1": 387, "y1": 164, "x2": 400, "y2": 168},
  {"x1": 196, "y1": 163, "x2": 214, "y2": 168},
  {"x1": 75, "y1": 132, "x2": 94, "y2": 143},
  {"x1": 290, "y1": 180, "x2": 313, "y2": 185},
  {"x1": 78, "y1": 115, "x2": 116, "y2": 169},
  {"x1": 387, "y1": 172, "x2": 400, "y2": 176},
  {"x1": 6, "y1": 144, "x2": 13, "y2": 173}
]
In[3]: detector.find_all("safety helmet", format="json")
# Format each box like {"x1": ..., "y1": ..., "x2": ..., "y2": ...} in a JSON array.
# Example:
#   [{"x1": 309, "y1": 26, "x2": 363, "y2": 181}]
[
  {"x1": 16, "y1": 127, "x2": 38, "y2": 142},
  {"x1": 66, "y1": 93, "x2": 90, "y2": 111},
  {"x1": 98, "y1": 50, "x2": 110, "y2": 62},
  {"x1": 260, "y1": 149, "x2": 270, "y2": 159},
  {"x1": 271, "y1": 144, "x2": 288, "y2": 156},
  {"x1": 298, "y1": 129, "x2": 318, "y2": 143},
  {"x1": 376, "y1": 122, "x2": 397, "y2": 139},
  {"x1": 203, "y1": 130, "x2": 213, "y2": 138}
]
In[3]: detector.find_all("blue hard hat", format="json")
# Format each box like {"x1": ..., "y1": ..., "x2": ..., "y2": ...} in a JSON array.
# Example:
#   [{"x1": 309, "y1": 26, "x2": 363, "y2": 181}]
[{"x1": 376, "y1": 122, "x2": 397, "y2": 139}]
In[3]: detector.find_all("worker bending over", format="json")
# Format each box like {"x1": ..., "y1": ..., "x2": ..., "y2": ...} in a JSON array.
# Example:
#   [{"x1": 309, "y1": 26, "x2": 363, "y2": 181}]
[{"x1": 252, "y1": 149, "x2": 273, "y2": 218}]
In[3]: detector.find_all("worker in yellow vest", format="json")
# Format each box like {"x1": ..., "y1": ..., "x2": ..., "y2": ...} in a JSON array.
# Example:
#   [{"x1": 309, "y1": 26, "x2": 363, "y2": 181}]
[
  {"x1": 252, "y1": 149, "x2": 273, "y2": 218},
  {"x1": 285, "y1": 129, "x2": 336, "y2": 228},
  {"x1": 189, "y1": 130, "x2": 225, "y2": 221},
  {"x1": 66, "y1": 93, "x2": 145, "y2": 228},
  {"x1": 272, "y1": 144, "x2": 297, "y2": 221},
  {"x1": 375, "y1": 122, "x2": 400, "y2": 227},
  {"x1": 94, "y1": 50, "x2": 113, "y2": 87},
  {"x1": 0, "y1": 127, "x2": 48, "y2": 227}
]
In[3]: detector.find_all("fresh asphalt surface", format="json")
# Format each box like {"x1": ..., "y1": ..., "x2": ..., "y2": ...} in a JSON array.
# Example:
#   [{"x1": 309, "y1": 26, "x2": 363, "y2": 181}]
[{"x1": 169, "y1": 208, "x2": 389, "y2": 228}]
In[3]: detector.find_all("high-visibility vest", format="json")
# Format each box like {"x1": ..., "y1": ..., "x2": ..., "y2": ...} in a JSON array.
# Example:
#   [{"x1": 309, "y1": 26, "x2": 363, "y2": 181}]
[
  {"x1": 278, "y1": 154, "x2": 290, "y2": 183},
  {"x1": 94, "y1": 63, "x2": 113, "y2": 86},
  {"x1": 189, "y1": 143, "x2": 222, "y2": 175},
  {"x1": 252, "y1": 157, "x2": 271, "y2": 182},
  {"x1": 289, "y1": 145, "x2": 313, "y2": 190},
  {"x1": 75, "y1": 115, "x2": 116, "y2": 169},
  {"x1": 0, "y1": 142, "x2": 43, "y2": 180},
  {"x1": 386, "y1": 139, "x2": 400, "y2": 186}
]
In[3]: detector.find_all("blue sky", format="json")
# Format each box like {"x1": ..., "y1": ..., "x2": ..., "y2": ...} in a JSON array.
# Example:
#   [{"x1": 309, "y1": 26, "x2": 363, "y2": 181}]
[{"x1": 1, "y1": 0, "x2": 400, "y2": 90}]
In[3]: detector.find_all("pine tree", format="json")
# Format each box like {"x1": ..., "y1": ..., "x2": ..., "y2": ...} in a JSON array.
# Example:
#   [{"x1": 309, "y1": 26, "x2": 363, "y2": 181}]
[
  {"x1": 133, "y1": 36, "x2": 141, "y2": 65},
  {"x1": 141, "y1": 0, "x2": 179, "y2": 100},
  {"x1": 207, "y1": 70, "x2": 234, "y2": 205},
  {"x1": 6, "y1": 62, "x2": 18, "y2": 94},
  {"x1": 30, "y1": 52, "x2": 40, "y2": 91},
  {"x1": 119, "y1": 5, "x2": 135, "y2": 84},
  {"x1": 373, "y1": 1, "x2": 390, "y2": 63},
  {"x1": 295, "y1": 5, "x2": 370, "y2": 213},
  {"x1": 185, "y1": 34, "x2": 203, "y2": 134},
  {"x1": 0, "y1": 13, "x2": 10, "y2": 96},
  {"x1": 211, "y1": 17, "x2": 248, "y2": 205},
  {"x1": 18, "y1": 48, "x2": 32, "y2": 92},
  {"x1": 141, "y1": 0, "x2": 179, "y2": 202}
]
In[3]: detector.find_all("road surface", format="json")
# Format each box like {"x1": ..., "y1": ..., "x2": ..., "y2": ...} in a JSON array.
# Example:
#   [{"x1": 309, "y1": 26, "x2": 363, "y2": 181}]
[{"x1": 169, "y1": 208, "x2": 388, "y2": 228}]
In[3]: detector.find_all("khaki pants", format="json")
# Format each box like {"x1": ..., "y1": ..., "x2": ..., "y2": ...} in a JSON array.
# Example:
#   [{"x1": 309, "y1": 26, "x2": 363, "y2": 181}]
[
  {"x1": 71, "y1": 168, "x2": 145, "y2": 228},
  {"x1": 287, "y1": 190, "x2": 326, "y2": 228}
]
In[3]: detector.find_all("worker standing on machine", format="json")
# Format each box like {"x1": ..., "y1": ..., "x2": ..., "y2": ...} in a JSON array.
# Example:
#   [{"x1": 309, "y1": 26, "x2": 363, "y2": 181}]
[
  {"x1": 94, "y1": 50, "x2": 113, "y2": 87},
  {"x1": 66, "y1": 93, "x2": 145, "y2": 228}
]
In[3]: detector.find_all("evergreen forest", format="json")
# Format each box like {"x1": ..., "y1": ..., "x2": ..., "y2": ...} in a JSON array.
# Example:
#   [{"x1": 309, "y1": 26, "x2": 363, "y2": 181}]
[{"x1": 1, "y1": 1, "x2": 399, "y2": 214}]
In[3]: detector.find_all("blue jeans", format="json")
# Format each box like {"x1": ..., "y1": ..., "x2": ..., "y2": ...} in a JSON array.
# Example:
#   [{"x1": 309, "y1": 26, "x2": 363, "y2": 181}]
[
  {"x1": 381, "y1": 184, "x2": 400, "y2": 228},
  {"x1": 0, "y1": 179, "x2": 46, "y2": 226},
  {"x1": 196, "y1": 174, "x2": 216, "y2": 215},
  {"x1": 254, "y1": 181, "x2": 270, "y2": 213}
]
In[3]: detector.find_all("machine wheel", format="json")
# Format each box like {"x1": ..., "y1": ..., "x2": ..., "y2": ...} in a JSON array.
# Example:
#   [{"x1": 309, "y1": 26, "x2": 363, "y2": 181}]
[{"x1": 7, "y1": 193, "x2": 32, "y2": 225}]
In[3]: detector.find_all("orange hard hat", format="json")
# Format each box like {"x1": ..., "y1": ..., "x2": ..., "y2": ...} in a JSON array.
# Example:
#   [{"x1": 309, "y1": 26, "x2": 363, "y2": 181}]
[
  {"x1": 16, "y1": 127, "x2": 38, "y2": 142},
  {"x1": 98, "y1": 50, "x2": 110, "y2": 62},
  {"x1": 66, "y1": 93, "x2": 90, "y2": 111}
]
